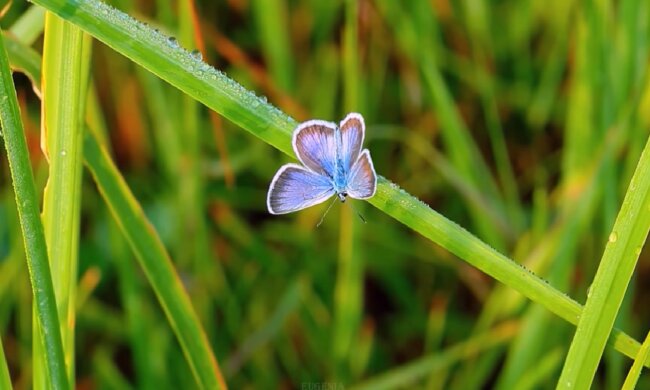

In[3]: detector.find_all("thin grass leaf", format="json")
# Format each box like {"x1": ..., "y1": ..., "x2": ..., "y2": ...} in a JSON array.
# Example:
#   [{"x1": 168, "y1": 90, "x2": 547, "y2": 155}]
[
  {"x1": 558, "y1": 134, "x2": 650, "y2": 387},
  {"x1": 82, "y1": 130, "x2": 227, "y2": 390},
  {"x1": 0, "y1": 28, "x2": 69, "y2": 390},
  {"x1": 0, "y1": 339, "x2": 10, "y2": 389},
  {"x1": 622, "y1": 330, "x2": 650, "y2": 390},
  {"x1": 29, "y1": 0, "x2": 650, "y2": 369}
]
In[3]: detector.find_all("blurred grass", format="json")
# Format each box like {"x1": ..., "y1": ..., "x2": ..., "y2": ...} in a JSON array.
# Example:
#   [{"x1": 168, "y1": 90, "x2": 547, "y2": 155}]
[{"x1": 0, "y1": 0, "x2": 649, "y2": 389}]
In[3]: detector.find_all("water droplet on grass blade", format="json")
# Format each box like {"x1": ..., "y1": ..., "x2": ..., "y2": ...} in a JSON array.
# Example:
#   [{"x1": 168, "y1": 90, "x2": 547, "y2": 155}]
[
  {"x1": 190, "y1": 49, "x2": 202, "y2": 60},
  {"x1": 608, "y1": 232, "x2": 618, "y2": 243}
]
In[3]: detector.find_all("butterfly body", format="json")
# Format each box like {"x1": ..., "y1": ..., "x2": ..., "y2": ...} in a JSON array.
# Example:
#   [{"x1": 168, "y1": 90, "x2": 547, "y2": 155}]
[{"x1": 267, "y1": 113, "x2": 377, "y2": 215}]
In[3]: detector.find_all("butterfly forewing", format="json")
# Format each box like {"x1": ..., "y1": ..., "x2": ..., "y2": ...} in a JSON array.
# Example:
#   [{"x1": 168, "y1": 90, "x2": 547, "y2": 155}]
[
  {"x1": 346, "y1": 149, "x2": 377, "y2": 199},
  {"x1": 267, "y1": 164, "x2": 335, "y2": 214},
  {"x1": 293, "y1": 121, "x2": 337, "y2": 178},
  {"x1": 339, "y1": 113, "x2": 365, "y2": 172}
]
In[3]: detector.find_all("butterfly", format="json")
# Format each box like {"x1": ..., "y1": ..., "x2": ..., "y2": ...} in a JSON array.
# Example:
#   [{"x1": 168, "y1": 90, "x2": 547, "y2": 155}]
[{"x1": 267, "y1": 113, "x2": 377, "y2": 218}]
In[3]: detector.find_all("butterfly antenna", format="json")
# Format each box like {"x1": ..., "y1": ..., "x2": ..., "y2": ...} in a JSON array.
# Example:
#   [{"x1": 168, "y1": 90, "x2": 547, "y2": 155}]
[
  {"x1": 346, "y1": 201, "x2": 367, "y2": 224},
  {"x1": 316, "y1": 197, "x2": 339, "y2": 228}
]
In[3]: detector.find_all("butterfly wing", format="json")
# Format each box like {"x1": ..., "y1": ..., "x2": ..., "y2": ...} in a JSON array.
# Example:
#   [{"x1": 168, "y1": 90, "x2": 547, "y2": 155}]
[
  {"x1": 339, "y1": 113, "x2": 365, "y2": 172},
  {"x1": 346, "y1": 149, "x2": 377, "y2": 199},
  {"x1": 292, "y1": 120, "x2": 337, "y2": 178},
  {"x1": 267, "y1": 163, "x2": 335, "y2": 214}
]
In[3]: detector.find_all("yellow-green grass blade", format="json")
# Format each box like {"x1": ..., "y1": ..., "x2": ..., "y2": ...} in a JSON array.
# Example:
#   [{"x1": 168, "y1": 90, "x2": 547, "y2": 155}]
[
  {"x1": 9, "y1": 5, "x2": 46, "y2": 45},
  {"x1": 29, "y1": 0, "x2": 650, "y2": 369},
  {"x1": 82, "y1": 131, "x2": 227, "y2": 390},
  {"x1": 36, "y1": 13, "x2": 91, "y2": 387},
  {"x1": 622, "y1": 330, "x2": 650, "y2": 390},
  {"x1": 0, "y1": 28, "x2": 69, "y2": 390},
  {"x1": 557, "y1": 134, "x2": 650, "y2": 388},
  {"x1": 0, "y1": 338, "x2": 10, "y2": 389}
]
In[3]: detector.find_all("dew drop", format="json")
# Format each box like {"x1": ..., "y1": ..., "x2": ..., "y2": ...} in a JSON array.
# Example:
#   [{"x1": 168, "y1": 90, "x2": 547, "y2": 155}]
[
  {"x1": 60, "y1": 150, "x2": 67, "y2": 157},
  {"x1": 190, "y1": 49, "x2": 202, "y2": 60},
  {"x1": 168, "y1": 36, "x2": 177, "y2": 45},
  {"x1": 608, "y1": 232, "x2": 618, "y2": 243}
]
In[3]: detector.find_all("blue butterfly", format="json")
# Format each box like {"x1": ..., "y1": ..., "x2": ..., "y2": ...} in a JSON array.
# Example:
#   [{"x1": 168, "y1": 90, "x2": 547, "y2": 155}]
[{"x1": 267, "y1": 113, "x2": 377, "y2": 216}]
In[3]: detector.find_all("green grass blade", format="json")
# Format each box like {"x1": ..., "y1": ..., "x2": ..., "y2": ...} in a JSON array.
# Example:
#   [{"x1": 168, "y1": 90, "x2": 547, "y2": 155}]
[
  {"x1": 622, "y1": 330, "x2": 650, "y2": 390},
  {"x1": 82, "y1": 131, "x2": 227, "y2": 390},
  {"x1": 2, "y1": 32, "x2": 41, "y2": 95},
  {"x1": 557, "y1": 134, "x2": 650, "y2": 388},
  {"x1": 0, "y1": 338, "x2": 10, "y2": 390},
  {"x1": 37, "y1": 13, "x2": 91, "y2": 386},
  {"x1": 29, "y1": 0, "x2": 650, "y2": 370},
  {"x1": 0, "y1": 28, "x2": 69, "y2": 390},
  {"x1": 8, "y1": 5, "x2": 46, "y2": 45}
]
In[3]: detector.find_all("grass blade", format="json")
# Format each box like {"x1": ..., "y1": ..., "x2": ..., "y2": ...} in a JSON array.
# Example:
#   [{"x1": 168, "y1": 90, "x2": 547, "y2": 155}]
[
  {"x1": 29, "y1": 0, "x2": 650, "y2": 370},
  {"x1": 622, "y1": 330, "x2": 650, "y2": 390},
  {"x1": 8, "y1": 5, "x2": 46, "y2": 45},
  {"x1": 0, "y1": 27, "x2": 69, "y2": 390},
  {"x1": 557, "y1": 134, "x2": 650, "y2": 388},
  {"x1": 0, "y1": 338, "x2": 10, "y2": 389},
  {"x1": 36, "y1": 13, "x2": 91, "y2": 386},
  {"x1": 2, "y1": 32, "x2": 41, "y2": 95},
  {"x1": 82, "y1": 130, "x2": 227, "y2": 390}
]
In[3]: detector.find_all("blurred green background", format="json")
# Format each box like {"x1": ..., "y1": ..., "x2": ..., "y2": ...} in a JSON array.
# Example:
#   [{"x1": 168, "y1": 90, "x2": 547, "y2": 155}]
[{"x1": 1, "y1": 0, "x2": 650, "y2": 388}]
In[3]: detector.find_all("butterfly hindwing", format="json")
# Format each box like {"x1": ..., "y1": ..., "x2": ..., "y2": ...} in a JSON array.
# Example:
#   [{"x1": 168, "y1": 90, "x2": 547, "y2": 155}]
[
  {"x1": 267, "y1": 163, "x2": 335, "y2": 214},
  {"x1": 346, "y1": 149, "x2": 377, "y2": 199},
  {"x1": 292, "y1": 120, "x2": 337, "y2": 178}
]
